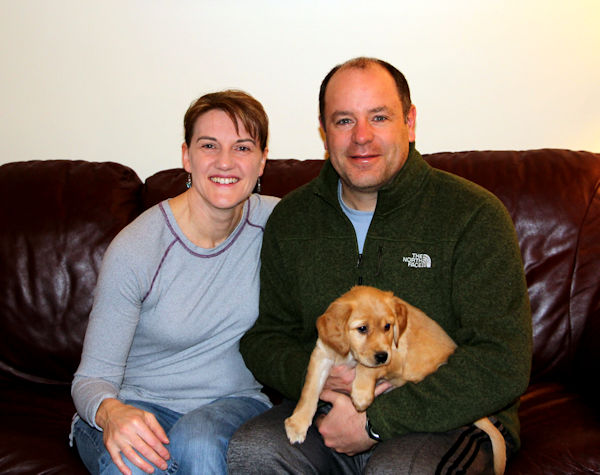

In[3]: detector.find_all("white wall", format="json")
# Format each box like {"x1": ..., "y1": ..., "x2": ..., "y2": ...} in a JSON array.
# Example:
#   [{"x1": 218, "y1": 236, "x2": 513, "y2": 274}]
[{"x1": 2, "y1": 0, "x2": 599, "y2": 180}]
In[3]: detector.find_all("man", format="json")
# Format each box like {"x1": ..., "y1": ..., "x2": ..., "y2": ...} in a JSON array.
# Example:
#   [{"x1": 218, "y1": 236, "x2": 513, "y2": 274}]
[{"x1": 228, "y1": 57, "x2": 532, "y2": 473}]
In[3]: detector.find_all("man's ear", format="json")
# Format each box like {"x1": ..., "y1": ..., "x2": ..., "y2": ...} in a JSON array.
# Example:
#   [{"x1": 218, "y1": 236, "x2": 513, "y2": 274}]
[
  {"x1": 392, "y1": 297, "x2": 408, "y2": 347},
  {"x1": 316, "y1": 301, "x2": 352, "y2": 355},
  {"x1": 406, "y1": 105, "x2": 417, "y2": 143},
  {"x1": 319, "y1": 116, "x2": 328, "y2": 152}
]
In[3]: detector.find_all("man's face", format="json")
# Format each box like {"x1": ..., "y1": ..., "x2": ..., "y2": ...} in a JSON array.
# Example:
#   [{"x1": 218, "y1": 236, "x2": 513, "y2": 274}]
[{"x1": 321, "y1": 64, "x2": 416, "y2": 210}]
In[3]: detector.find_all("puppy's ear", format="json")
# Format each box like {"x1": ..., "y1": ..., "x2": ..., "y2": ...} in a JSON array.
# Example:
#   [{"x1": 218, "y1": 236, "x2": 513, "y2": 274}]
[
  {"x1": 316, "y1": 301, "x2": 352, "y2": 355},
  {"x1": 392, "y1": 297, "x2": 408, "y2": 347}
]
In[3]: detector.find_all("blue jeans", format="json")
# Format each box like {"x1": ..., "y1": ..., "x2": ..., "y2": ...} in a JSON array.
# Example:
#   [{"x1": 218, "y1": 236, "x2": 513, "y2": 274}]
[{"x1": 73, "y1": 397, "x2": 270, "y2": 475}]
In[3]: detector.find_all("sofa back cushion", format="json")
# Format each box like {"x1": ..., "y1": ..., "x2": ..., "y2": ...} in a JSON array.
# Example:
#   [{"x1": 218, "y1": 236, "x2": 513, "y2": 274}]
[
  {"x1": 0, "y1": 160, "x2": 142, "y2": 384},
  {"x1": 142, "y1": 168, "x2": 187, "y2": 209},
  {"x1": 425, "y1": 149, "x2": 600, "y2": 383}
]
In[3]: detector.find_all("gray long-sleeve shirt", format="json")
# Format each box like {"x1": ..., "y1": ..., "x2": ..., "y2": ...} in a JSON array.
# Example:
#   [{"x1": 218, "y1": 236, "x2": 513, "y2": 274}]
[{"x1": 72, "y1": 194, "x2": 279, "y2": 429}]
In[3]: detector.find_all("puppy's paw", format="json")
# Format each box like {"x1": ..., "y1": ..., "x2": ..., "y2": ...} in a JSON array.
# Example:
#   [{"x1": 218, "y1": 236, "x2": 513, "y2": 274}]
[
  {"x1": 284, "y1": 415, "x2": 309, "y2": 444},
  {"x1": 351, "y1": 392, "x2": 374, "y2": 412}
]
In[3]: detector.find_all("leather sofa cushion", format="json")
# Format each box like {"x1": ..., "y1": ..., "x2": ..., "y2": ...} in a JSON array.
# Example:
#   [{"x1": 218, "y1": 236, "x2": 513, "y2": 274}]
[{"x1": 0, "y1": 160, "x2": 142, "y2": 384}]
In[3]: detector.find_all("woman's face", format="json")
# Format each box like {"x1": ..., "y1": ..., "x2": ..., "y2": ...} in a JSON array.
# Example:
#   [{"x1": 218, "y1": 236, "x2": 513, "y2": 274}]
[{"x1": 182, "y1": 109, "x2": 267, "y2": 214}]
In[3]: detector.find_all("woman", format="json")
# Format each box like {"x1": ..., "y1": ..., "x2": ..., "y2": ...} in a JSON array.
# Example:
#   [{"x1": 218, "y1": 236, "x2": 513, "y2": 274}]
[{"x1": 71, "y1": 90, "x2": 279, "y2": 475}]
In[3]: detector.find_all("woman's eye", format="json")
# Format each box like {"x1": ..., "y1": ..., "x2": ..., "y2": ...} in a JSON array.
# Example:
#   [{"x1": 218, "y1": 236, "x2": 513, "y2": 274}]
[{"x1": 236, "y1": 145, "x2": 251, "y2": 152}]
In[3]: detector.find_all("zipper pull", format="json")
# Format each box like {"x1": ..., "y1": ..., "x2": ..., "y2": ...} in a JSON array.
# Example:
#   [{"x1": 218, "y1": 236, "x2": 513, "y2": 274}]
[{"x1": 357, "y1": 253, "x2": 363, "y2": 285}]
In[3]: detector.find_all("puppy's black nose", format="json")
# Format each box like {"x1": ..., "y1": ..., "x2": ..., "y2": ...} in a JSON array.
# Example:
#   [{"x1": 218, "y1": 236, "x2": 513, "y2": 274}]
[{"x1": 375, "y1": 352, "x2": 388, "y2": 364}]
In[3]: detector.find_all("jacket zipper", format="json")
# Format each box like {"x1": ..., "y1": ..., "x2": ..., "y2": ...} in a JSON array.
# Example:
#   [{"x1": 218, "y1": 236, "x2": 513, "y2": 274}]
[
  {"x1": 357, "y1": 245, "x2": 383, "y2": 285},
  {"x1": 357, "y1": 253, "x2": 363, "y2": 285}
]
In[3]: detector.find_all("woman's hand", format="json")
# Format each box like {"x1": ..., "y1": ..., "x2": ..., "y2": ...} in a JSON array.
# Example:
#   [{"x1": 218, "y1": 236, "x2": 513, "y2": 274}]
[{"x1": 95, "y1": 398, "x2": 171, "y2": 475}]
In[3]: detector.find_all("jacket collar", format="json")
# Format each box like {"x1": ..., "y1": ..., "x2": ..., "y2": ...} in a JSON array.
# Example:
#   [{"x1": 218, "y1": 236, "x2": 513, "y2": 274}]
[{"x1": 314, "y1": 143, "x2": 430, "y2": 215}]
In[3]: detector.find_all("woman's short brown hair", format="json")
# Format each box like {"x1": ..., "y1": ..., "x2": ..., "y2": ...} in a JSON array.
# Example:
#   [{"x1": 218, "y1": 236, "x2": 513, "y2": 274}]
[{"x1": 183, "y1": 90, "x2": 269, "y2": 151}]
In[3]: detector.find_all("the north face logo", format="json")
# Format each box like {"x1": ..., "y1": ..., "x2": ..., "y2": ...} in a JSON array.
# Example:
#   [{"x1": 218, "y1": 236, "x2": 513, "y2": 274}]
[{"x1": 403, "y1": 253, "x2": 432, "y2": 268}]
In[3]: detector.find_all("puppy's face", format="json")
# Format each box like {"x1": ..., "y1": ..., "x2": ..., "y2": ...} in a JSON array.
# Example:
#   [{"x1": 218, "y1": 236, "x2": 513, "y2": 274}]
[
  {"x1": 346, "y1": 291, "x2": 402, "y2": 367},
  {"x1": 317, "y1": 286, "x2": 407, "y2": 367}
]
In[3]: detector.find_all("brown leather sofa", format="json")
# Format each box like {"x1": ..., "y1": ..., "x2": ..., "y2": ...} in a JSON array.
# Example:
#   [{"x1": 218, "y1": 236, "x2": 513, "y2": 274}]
[{"x1": 1, "y1": 149, "x2": 599, "y2": 474}]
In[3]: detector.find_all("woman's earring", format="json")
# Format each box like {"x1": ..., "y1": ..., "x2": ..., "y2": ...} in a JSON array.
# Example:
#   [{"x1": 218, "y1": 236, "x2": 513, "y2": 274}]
[
  {"x1": 186, "y1": 173, "x2": 192, "y2": 189},
  {"x1": 256, "y1": 177, "x2": 262, "y2": 194}
]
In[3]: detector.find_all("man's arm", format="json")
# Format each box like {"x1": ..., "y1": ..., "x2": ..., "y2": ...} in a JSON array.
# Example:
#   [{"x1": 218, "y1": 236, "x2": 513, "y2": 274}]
[
  {"x1": 367, "y1": 199, "x2": 532, "y2": 440},
  {"x1": 240, "y1": 212, "x2": 313, "y2": 401}
]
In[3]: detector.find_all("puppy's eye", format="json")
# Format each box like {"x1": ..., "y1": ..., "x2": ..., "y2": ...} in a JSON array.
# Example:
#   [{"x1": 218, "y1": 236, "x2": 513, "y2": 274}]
[
  {"x1": 357, "y1": 326, "x2": 368, "y2": 334},
  {"x1": 384, "y1": 323, "x2": 391, "y2": 331}
]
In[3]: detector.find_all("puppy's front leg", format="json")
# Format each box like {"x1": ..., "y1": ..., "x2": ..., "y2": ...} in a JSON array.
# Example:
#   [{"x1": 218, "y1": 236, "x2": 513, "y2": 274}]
[
  {"x1": 285, "y1": 341, "x2": 335, "y2": 444},
  {"x1": 351, "y1": 365, "x2": 379, "y2": 412}
]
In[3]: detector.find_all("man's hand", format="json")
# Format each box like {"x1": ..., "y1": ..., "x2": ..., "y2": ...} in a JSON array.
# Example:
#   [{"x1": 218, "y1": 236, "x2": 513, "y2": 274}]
[
  {"x1": 322, "y1": 365, "x2": 355, "y2": 394},
  {"x1": 315, "y1": 389, "x2": 376, "y2": 456},
  {"x1": 316, "y1": 378, "x2": 393, "y2": 456},
  {"x1": 95, "y1": 398, "x2": 170, "y2": 475}
]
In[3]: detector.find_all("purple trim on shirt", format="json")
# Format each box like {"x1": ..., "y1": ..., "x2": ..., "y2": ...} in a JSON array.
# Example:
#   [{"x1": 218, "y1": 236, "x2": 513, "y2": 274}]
[
  {"x1": 142, "y1": 199, "x2": 264, "y2": 304},
  {"x1": 158, "y1": 199, "x2": 262, "y2": 258},
  {"x1": 142, "y1": 238, "x2": 176, "y2": 303},
  {"x1": 246, "y1": 197, "x2": 266, "y2": 232}
]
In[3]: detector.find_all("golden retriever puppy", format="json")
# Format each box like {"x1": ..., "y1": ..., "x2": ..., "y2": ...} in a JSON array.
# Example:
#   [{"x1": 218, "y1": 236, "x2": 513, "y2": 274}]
[{"x1": 284, "y1": 285, "x2": 506, "y2": 475}]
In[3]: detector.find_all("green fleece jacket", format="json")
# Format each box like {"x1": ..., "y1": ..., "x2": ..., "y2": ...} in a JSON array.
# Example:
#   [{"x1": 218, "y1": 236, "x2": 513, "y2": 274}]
[{"x1": 241, "y1": 144, "x2": 532, "y2": 449}]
